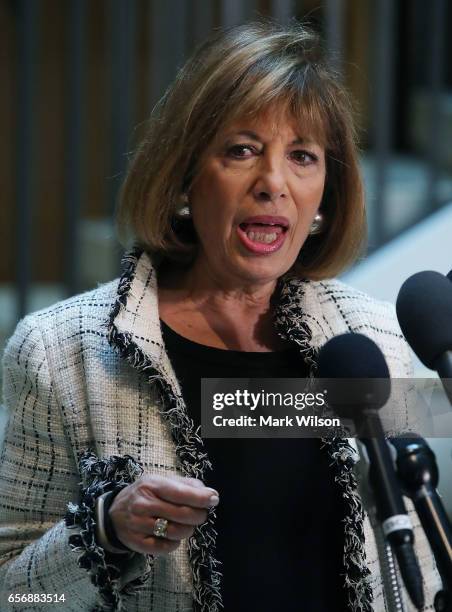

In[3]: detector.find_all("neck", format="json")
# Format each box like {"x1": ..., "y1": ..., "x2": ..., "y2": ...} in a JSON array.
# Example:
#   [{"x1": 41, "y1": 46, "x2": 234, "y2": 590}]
[
  {"x1": 160, "y1": 258, "x2": 279, "y2": 317},
  {"x1": 157, "y1": 259, "x2": 287, "y2": 351}
]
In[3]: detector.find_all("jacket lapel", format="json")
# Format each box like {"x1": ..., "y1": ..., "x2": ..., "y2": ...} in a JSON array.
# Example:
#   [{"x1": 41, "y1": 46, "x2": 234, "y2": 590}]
[{"x1": 108, "y1": 249, "x2": 183, "y2": 394}]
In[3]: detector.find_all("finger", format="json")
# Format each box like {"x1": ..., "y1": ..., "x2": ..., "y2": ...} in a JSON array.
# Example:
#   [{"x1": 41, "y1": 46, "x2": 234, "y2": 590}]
[
  {"x1": 133, "y1": 497, "x2": 209, "y2": 526},
  {"x1": 140, "y1": 475, "x2": 219, "y2": 509},
  {"x1": 163, "y1": 474, "x2": 209, "y2": 490},
  {"x1": 128, "y1": 517, "x2": 195, "y2": 542},
  {"x1": 177, "y1": 476, "x2": 208, "y2": 490},
  {"x1": 126, "y1": 533, "x2": 182, "y2": 556}
]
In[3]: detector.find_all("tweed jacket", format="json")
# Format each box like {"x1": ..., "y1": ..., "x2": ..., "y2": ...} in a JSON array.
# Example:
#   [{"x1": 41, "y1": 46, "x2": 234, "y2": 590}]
[{"x1": 0, "y1": 248, "x2": 442, "y2": 612}]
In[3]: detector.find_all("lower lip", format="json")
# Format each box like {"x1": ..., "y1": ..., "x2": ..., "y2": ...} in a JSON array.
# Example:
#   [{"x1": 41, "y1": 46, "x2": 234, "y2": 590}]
[{"x1": 236, "y1": 225, "x2": 288, "y2": 254}]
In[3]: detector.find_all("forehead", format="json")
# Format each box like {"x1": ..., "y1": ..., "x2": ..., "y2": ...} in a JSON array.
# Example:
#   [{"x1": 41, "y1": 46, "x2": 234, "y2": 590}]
[{"x1": 214, "y1": 104, "x2": 326, "y2": 146}]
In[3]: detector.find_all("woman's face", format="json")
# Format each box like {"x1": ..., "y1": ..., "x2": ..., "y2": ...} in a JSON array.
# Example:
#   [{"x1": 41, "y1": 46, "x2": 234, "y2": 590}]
[{"x1": 188, "y1": 106, "x2": 326, "y2": 288}]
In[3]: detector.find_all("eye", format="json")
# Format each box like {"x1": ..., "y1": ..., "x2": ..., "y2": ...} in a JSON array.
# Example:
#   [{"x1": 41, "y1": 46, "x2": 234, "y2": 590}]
[
  {"x1": 226, "y1": 144, "x2": 258, "y2": 159},
  {"x1": 290, "y1": 150, "x2": 319, "y2": 166}
]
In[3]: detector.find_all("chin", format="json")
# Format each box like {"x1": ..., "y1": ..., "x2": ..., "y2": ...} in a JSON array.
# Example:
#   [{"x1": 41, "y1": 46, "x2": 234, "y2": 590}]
[{"x1": 235, "y1": 257, "x2": 292, "y2": 283}]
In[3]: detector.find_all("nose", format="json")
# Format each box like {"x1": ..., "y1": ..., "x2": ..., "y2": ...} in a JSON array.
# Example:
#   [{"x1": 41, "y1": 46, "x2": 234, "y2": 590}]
[{"x1": 252, "y1": 156, "x2": 287, "y2": 203}]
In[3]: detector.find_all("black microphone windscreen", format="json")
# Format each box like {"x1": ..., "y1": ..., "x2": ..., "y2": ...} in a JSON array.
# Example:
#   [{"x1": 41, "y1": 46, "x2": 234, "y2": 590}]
[
  {"x1": 447, "y1": 269, "x2": 452, "y2": 282},
  {"x1": 396, "y1": 271, "x2": 452, "y2": 369},
  {"x1": 317, "y1": 333, "x2": 390, "y2": 379},
  {"x1": 389, "y1": 434, "x2": 439, "y2": 488},
  {"x1": 390, "y1": 432, "x2": 424, "y2": 454},
  {"x1": 317, "y1": 334, "x2": 391, "y2": 420}
]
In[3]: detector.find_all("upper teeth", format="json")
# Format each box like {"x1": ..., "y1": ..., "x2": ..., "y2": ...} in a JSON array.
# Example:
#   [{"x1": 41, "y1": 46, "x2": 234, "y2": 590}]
[{"x1": 247, "y1": 231, "x2": 277, "y2": 243}]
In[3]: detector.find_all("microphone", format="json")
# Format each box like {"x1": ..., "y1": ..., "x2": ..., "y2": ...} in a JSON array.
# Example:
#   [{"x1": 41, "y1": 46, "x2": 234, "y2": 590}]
[
  {"x1": 396, "y1": 271, "x2": 452, "y2": 405},
  {"x1": 390, "y1": 434, "x2": 452, "y2": 591},
  {"x1": 448, "y1": 269, "x2": 452, "y2": 282},
  {"x1": 318, "y1": 333, "x2": 425, "y2": 610},
  {"x1": 317, "y1": 332, "x2": 391, "y2": 417}
]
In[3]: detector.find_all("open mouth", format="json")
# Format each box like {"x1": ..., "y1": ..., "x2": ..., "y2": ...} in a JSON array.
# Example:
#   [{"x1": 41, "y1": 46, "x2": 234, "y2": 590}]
[
  {"x1": 236, "y1": 222, "x2": 288, "y2": 253},
  {"x1": 238, "y1": 222, "x2": 288, "y2": 244}
]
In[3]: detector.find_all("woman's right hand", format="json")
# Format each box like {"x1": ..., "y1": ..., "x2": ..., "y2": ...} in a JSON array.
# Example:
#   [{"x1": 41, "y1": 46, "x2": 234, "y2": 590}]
[{"x1": 109, "y1": 474, "x2": 219, "y2": 556}]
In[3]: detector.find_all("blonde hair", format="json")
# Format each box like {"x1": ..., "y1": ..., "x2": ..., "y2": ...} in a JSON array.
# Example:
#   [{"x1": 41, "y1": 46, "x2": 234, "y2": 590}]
[{"x1": 116, "y1": 20, "x2": 366, "y2": 279}]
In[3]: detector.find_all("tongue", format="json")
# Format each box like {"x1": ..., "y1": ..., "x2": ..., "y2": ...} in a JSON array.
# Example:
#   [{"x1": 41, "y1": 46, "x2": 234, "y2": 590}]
[{"x1": 242, "y1": 223, "x2": 283, "y2": 235}]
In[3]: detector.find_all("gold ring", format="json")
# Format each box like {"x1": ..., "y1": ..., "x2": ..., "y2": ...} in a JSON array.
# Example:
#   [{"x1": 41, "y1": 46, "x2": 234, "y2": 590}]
[{"x1": 153, "y1": 517, "x2": 169, "y2": 538}]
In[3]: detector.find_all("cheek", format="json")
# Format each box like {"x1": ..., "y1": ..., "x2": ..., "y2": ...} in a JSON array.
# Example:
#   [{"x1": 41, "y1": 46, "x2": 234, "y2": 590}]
[
  {"x1": 291, "y1": 185, "x2": 325, "y2": 235},
  {"x1": 293, "y1": 189, "x2": 324, "y2": 219},
  {"x1": 192, "y1": 168, "x2": 242, "y2": 213},
  {"x1": 304, "y1": 174, "x2": 326, "y2": 198},
  {"x1": 193, "y1": 192, "x2": 242, "y2": 237},
  {"x1": 194, "y1": 159, "x2": 242, "y2": 194},
  {"x1": 192, "y1": 208, "x2": 231, "y2": 247}
]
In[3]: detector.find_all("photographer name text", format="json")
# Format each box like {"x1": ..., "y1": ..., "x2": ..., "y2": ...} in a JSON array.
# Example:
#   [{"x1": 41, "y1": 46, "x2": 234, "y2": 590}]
[{"x1": 212, "y1": 414, "x2": 340, "y2": 428}]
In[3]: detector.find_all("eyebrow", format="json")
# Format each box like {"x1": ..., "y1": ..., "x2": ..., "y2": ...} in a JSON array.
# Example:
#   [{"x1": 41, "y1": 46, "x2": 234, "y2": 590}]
[{"x1": 231, "y1": 130, "x2": 320, "y2": 147}]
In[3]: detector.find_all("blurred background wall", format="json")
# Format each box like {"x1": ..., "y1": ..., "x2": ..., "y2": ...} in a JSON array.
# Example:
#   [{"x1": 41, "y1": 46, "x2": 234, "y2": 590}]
[{"x1": 1, "y1": 0, "x2": 452, "y2": 507}]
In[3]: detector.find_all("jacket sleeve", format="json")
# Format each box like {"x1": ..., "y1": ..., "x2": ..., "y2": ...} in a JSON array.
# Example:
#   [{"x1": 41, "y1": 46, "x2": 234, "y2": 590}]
[{"x1": 0, "y1": 315, "x2": 152, "y2": 611}]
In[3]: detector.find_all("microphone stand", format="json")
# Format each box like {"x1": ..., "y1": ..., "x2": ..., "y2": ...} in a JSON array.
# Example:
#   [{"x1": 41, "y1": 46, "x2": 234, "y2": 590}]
[
  {"x1": 356, "y1": 410, "x2": 425, "y2": 610},
  {"x1": 391, "y1": 437, "x2": 452, "y2": 611}
]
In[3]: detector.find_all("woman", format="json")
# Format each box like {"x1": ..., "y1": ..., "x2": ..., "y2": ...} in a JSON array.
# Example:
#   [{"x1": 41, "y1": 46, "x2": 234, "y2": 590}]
[{"x1": 0, "y1": 21, "x2": 441, "y2": 612}]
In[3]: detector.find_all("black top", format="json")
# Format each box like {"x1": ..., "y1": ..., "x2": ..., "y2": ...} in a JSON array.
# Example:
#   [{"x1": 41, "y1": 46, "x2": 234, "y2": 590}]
[{"x1": 160, "y1": 319, "x2": 347, "y2": 611}]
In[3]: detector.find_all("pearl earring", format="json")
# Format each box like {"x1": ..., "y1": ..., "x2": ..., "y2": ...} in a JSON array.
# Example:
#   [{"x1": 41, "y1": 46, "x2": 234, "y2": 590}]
[
  {"x1": 174, "y1": 193, "x2": 192, "y2": 219},
  {"x1": 309, "y1": 212, "x2": 324, "y2": 235}
]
